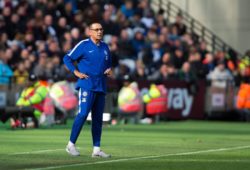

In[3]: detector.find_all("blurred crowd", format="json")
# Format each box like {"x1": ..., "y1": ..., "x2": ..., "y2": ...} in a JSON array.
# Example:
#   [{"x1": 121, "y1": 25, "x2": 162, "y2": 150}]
[{"x1": 0, "y1": 0, "x2": 250, "y2": 87}]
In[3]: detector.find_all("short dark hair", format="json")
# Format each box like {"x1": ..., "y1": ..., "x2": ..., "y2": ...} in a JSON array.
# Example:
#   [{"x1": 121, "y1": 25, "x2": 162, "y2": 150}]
[{"x1": 89, "y1": 22, "x2": 102, "y2": 29}]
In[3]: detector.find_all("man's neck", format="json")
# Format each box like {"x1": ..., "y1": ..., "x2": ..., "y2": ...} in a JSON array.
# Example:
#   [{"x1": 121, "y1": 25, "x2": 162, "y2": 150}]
[{"x1": 90, "y1": 37, "x2": 101, "y2": 45}]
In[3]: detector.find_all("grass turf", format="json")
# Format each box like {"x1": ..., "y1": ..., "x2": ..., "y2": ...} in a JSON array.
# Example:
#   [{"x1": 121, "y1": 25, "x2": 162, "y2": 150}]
[{"x1": 0, "y1": 120, "x2": 250, "y2": 170}]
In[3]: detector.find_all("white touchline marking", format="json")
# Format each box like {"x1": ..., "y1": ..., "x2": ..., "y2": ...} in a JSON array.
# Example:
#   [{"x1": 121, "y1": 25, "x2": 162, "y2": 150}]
[
  {"x1": 25, "y1": 145, "x2": 250, "y2": 170},
  {"x1": 158, "y1": 159, "x2": 250, "y2": 163},
  {"x1": 9, "y1": 149, "x2": 64, "y2": 156},
  {"x1": 9, "y1": 148, "x2": 81, "y2": 156}
]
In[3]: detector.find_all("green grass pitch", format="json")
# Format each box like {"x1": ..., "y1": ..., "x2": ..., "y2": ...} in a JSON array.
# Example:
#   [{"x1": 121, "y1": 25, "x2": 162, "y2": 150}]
[{"x1": 0, "y1": 120, "x2": 250, "y2": 170}]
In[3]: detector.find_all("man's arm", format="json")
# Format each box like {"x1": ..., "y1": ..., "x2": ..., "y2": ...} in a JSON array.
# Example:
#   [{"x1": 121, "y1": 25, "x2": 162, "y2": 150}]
[
  {"x1": 104, "y1": 45, "x2": 112, "y2": 77},
  {"x1": 63, "y1": 55, "x2": 76, "y2": 73},
  {"x1": 63, "y1": 40, "x2": 85, "y2": 73}
]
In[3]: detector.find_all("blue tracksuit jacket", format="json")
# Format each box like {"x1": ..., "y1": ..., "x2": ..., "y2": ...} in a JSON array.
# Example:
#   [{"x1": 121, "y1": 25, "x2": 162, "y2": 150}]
[{"x1": 63, "y1": 38, "x2": 112, "y2": 93}]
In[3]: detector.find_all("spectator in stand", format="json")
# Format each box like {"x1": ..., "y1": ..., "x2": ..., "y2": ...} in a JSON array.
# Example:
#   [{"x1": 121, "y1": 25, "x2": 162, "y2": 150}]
[
  {"x1": 35, "y1": 40, "x2": 46, "y2": 54},
  {"x1": 130, "y1": 12, "x2": 143, "y2": 28},
  {"x1": 61, "y1": 31, "x2": 72, "y2": 45},
  {"x1": 117, "y1": 28, "x2": 135, "y2": 60},
  {"x1": 155, "y1": 9, "x2": 168, "y2": 27},
  {"x1": 114, "y1": 64, "x2": 130, "y2": 81},
  {"x1": 7, "y1": 40, "x2": 22, "y2": 68},
  {"x1": 4, "y1": 48, "x2": 13, "y2": 68},
  {"x1": 0, "y1": 0, "x2": 19, "y2": 9},
  {"x1": 182, "y1": 33, "x2": 194, "y2": 50},
  {"x1": 148, "y1": 64, "x2": 177, "y2": 81},
  {"x1": 108, "y1": 35, "x2": 119, "y2": 69},
  {"x1": 44, "y1": 58, "x2": 54, "y2": 80},
  {"x1": 26, "y1": 53, "x2": 36, "y2": 70},
  {"x1": 167, "y1": 64, "x2": 178, "y2": 80},
  {"x1": 46, "y1": 39, "x2": 61, "y2": 57},
  {"x1": 23, "y1": 59, "x2": 32, "y2": 73},
  {"x1": 56, "y1": 17, "x2": 69, "y2": 41},
  {"x1": 59, "y1": 1, "x2": 75, "y2": 23},
  {"x1": 198, "y1": 41, "x2": 209, "y2": 60},
  {"x1": 159, "y1": 26, "x2": 172, "y2": 51},
  {"x1": 70, "y1": 27, "x2": 81, "y2": 46},
  {"x1": 61, "y1": 38, "x2": 72, "y2": 55},
  {"x1": 16, "y1": 4, "x2": 30, "y2": 34},
  {"x1": 83, "y1": 3, "x2": 102, "y2": 24},
  {"x1": 189, "y1": 52, "x2": 206, "y2": 79},
  {"x1": 8, "y1": 13, "x2": 23, "y2": 40},
  {"x1": 0, "y1": 23, "x2": 7, "y2": 38},
  {"x1": 101, "y1": 9, "x2": 120, "y2": 36},
  {"x1": 178, "y1": 61, "x2": 196, "y2": 82},
  {"x1": 33, "y1": 52, "x2": 48, "y2": 79},
  {"x1": 71, "y1": 11, "x2": 85, "y2": 30},
  {"x1": 116, "y1": 9, "x2": 129, "y2": 28},
  {"x1": 26, "y1": 17, "x2": 36, "y2": 33},
  {"x1": 202, "y1": 53, "x2": 215, "y2": 75},
  {"x1": 119, "y1": 0, "x2": 134, "y2": 19},
  {"x1": 20, "y1": 48, "x2": 30, "y2": 61},
  {"x1": 43, "y1": 14, "x2": 57, "y2": 40},
  {"x1": 132, "y1": 29, "x2": 146, "y2": 55},
  {"x1": 33, "y1": 9, "x2": 46, "y2": 40},
  {"x1": 172, "y1": 13, "x2": 187, "y2": 36},
  {"x1": 168, "y1": 25, "x2": 180, "y2": 42},
  {"x1": 0, "y1": 17, "x2": 7, "y2": 35},
  {"x1": 0, "y1": 49, "x2": 13, "y2": 85},
  {"x1": 151, "y1": 41, "x2": 163, "y2": 64},
  {"x1": 50, "y1": 54, "x2": 62, "y2": 78},
  {"x1": 138, "y1": 47, "x2": 154, "y2": 74},
  {"x1": 178, "y1": 61, "x2": 198, "y2": 94},
  {"x1": 214, "y1": 51, "x2": 226, "y2": 64},
  {"x1": 173, "y1": 48, "x2": 185, "y2": 69},
  {"x1": 41, "y1": 0, "x2": 55, "y2": 18},
  {"x1": 2, "y1": 6, "x2": 12, "y2": 33},
  {"x1": 161, "y1": 52, "x2": 173, "y2": 66},
  {"x1": 13, "y1": 61, "x2": 28, "y2": 85},
  {"x1": 132, "y1": 60, "x2": 148, "y2": 80},
  {"x1": 64, "y1": 0, "x2": 78, "y2": 14},
  {"x1": 158, "y1": 33, "x2": 171, "y2": 52},
  {"x1": 146, "y1": 27, "x2": 158, "y2": 43},
  {"x1": 136, "y1": 0, "x2": 151, "y2": 18},
  {"x1": 140, "y1": 9, "x2": 155, "y2": 29},
  {"x1": 24, "y1": 31, "x2": 36, "y2": 52},
  {"x1": 207, "y1": 60, "x2": 233, "y2": 88}
]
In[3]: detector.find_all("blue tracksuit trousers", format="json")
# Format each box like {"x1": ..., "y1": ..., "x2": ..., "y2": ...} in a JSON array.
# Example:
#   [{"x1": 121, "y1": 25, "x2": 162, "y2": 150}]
[{"x1": 70, "y1": 88, "x2": 105, "y2": 147}]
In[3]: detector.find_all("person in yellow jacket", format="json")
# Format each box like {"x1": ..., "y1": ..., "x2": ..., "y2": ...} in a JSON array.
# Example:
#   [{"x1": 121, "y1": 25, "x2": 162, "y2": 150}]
[
  {"x1": 15, "y1": 74, "x2": 48, "y2": 128},
  {"x1": 118, "y1": 78, "x2": 142, "y2": 113},
  {"x1": 142, "y1": 84, "x2": 161, "y2": 103},
  {"x1": 236, "y1": 81, "x2": 250, "y2": 121},
  {"x1": 117, "y1": 75, "x2": 143, "y2": 124},
  {"x1": 141, "y1": 84, "x2": 168, "y2": 123}
]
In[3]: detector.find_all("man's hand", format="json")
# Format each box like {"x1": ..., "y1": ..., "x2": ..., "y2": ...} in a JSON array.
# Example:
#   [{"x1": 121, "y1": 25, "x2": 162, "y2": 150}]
[
  {"x1": 104, "y1": 68, "x2": 112, "y2": 77},
  {"x1": 74, "y1": 70, "x2": 89, "y2": 79}
]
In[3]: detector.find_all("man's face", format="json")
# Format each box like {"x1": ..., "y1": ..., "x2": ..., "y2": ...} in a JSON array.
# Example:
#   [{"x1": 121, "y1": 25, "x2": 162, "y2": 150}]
[
  {"x1": 89, "y1": 23, "x2": 103, "y2": 41},
  {"x1": 218, "y1": 64, "x2": 225, "y2": 71}
]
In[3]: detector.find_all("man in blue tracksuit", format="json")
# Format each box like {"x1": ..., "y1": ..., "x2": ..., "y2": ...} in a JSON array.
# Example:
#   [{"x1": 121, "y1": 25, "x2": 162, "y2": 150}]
[{"x1": 63, "y1": 23, "x2": 112, "y2": 157}]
